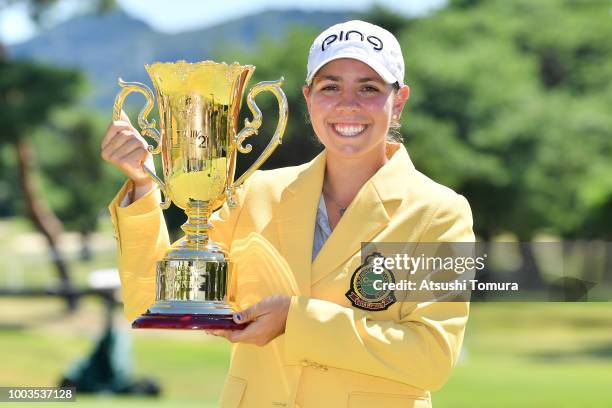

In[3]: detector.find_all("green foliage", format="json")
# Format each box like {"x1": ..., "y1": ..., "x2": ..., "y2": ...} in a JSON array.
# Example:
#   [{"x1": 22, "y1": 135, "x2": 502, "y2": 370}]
[
  {"x1": 0, "y1": 61, "x2": 83, "y2": 142},
  {"x1": 0, "y1": 59, "x2": 85, "y2": 226},
  {"x1": 396, "y1": 0, "x2": 612, "y2": 239},
  {"x1": 4, "y1": 1, "x2": 611, "y2": 241},
  {"x1": 0, "y1": 59, "x2": 125, "y2": 235},
  {"x1": 1, "y1": 302, "x2": 611, "y2": 406},
  {"x1": 214, "y1": 26, "x2": 324, "y2": 171},
  {"x1": 356, "y1": 4, "x2": 410, "y2": 36},
  {"x1": 213, "y1": 1, "x2": 612, "y2": 240},
  {"x1": 33, "y1": 109, "x2": 126, "y2": 233},
  {"x1": 0, "y1": 144, "x2": 17, "y2": 215}
]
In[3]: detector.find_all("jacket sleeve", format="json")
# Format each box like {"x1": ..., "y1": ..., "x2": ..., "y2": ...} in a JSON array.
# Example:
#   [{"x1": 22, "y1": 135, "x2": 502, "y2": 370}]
[
  {"x1": 108, "y1": 178, "x2": 252, "y2": 322},
  {"x1": 283, "y1": 194, "x2": 474, "y2": 391}
]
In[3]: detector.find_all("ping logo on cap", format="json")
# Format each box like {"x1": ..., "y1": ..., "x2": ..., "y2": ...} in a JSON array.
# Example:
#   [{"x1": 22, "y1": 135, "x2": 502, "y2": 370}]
[{"x1": 321, "y1": 30, "x2": 383, "y2": 52}]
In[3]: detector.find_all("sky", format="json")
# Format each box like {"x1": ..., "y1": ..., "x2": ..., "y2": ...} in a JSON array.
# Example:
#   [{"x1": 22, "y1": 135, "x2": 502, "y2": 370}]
[{"x1": 0, "y1": 0, "x2": 446, "y2": 45}]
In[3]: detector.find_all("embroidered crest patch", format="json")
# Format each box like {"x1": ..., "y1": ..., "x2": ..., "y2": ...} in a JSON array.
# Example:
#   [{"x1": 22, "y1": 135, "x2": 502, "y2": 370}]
[{"x1": 345, "y1": 252, "x2": 397, "y2": 311}]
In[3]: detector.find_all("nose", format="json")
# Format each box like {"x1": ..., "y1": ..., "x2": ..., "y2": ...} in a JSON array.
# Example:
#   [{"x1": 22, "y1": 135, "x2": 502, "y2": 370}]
[{"x1": 336, "y1": 89, "x2": 359, "y2": 113}]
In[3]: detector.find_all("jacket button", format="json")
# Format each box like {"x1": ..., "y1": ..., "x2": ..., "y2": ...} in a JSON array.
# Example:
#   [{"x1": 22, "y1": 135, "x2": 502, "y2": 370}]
[
  {"x1": 300, "y1": 359, "x2": 327, "y2": 371},
  {"x1": 313, "y1": 362, "x2": 328, "y2": 371}
]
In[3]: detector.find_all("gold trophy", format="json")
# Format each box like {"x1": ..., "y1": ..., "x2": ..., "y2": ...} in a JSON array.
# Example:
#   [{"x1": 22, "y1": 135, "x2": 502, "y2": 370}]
[{"x1": 113, "y1": 60, "x2": 288, "y2": 330}]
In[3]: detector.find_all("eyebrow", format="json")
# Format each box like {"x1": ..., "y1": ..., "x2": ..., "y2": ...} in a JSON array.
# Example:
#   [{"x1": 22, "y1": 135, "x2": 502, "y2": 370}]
[
  {"x1": 357, "y1": 77, "x2": 384, "y2": 83},
  {"x1": 316, "y1": 75, "x2": 341, "y2": 82},
  {"x1": 315, "y1": 75, "x2": 384, "y2": 83}
]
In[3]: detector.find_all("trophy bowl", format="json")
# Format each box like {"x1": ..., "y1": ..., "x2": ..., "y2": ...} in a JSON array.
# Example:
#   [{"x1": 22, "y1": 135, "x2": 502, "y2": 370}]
[{"x1": 113, "y1": 60, "x2": 288, "y2": 330}]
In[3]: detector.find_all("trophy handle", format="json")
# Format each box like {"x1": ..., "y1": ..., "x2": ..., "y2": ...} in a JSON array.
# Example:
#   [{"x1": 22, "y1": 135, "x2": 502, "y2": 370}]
[
  {"x1": 112, "y1": 78, "x2": 171, "y2": 210},
  {"x1": 228, "y1": 77, "x2": 288, "y2": 207}
]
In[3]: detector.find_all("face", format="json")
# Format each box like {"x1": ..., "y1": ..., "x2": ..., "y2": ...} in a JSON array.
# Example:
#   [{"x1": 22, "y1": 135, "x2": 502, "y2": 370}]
[{"x1": 303, "y1": 58, "x2": 409, "y2": 160}]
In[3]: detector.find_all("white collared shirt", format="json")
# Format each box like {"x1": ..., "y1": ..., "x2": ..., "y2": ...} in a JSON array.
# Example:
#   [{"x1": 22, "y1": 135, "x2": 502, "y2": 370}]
[{"x1": 312, "y1": 194, "x2": 333, "y2": 261}]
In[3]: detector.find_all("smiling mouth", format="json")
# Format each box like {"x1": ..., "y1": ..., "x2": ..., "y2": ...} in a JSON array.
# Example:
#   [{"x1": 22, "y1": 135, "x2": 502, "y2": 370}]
[{"x1": 331, "y1": 123, "x2": 367, "y2": 137}]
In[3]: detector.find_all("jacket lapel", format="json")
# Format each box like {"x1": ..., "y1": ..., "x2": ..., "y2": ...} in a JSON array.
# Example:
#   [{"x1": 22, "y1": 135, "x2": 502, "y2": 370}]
[
  {"x1": 311, "y1": 143, "x2": 415, "y2": 286},
  {"x1": 276, "y1": 150, "x2": 327, "y2": 298}
]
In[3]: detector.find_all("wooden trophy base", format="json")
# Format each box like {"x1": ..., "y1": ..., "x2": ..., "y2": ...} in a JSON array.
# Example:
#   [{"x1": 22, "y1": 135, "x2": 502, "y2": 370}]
[{"x1": 132, "y1": 313, "x2": 247, "y2": 330}]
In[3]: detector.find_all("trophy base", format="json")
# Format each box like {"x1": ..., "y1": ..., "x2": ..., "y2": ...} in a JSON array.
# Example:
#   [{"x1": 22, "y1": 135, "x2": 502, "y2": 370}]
[
  {"x1": 132, "y1": 312, "x2": 247, "y2": 330},
  {"x1": 132, "y1": 300, "x2": 246, "y2": 330}
]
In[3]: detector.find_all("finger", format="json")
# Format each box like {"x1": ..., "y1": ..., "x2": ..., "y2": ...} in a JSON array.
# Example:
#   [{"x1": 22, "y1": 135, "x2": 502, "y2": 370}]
[
  {"x1": 103, "y1": 141, "x2": 143, "y2": 168},
  {"x1": 210, "y1": 330, "x2": 238, "y2": 342},
  {"x1": 105, "y1": 129, "x2": 139, "y2": 157},
  {"x1": 101, "y1": 133, "x2": 130, "y2": 162},
  {"x1": 116, "y1": 137, "x2": 147, "y2": 159},
  {"x1": 117, "y1": 144, "x2": 149, "y2": 170},
  {"x1": 225, "y1": 325, "x2": 257, "y2": 343},
  {"x1": 101, "y1": 122, "x2": 133, "y2": 150},
  {"x1": 227, "y1": 323, "x2": 271, "y2": 347},
  {"x1": 222, "y1": 330, "x2": 253, "y2": 343},
  {"x1": 233, "y1": 302, "x2": 263, "y2": 324}
]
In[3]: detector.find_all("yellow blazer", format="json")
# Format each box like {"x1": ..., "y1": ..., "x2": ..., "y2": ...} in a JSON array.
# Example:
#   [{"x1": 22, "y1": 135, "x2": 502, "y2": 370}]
[{"x1": 108, "y1": 143, "x2": 474, "y2": 408}]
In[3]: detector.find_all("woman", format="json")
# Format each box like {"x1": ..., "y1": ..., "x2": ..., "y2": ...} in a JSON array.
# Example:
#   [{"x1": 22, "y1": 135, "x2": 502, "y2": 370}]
[{"x1": 102, "y1": 20, "x2": 474, "y2": 408}]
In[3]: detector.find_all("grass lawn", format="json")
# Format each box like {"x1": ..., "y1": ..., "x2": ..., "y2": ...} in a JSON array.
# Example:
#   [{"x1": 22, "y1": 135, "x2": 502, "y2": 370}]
[
  {"x1": 0, "y1": 301, "x2": 610, "y2": 407},
  {"x1": 0, "y1": 218, "x2": 610, "y2": 406},
  {"x1": 0, "y1": 298, "x2": 229, "y2": 408},
  {"x1": 434, "y1": 303, "x2": 612, "y2": 408}
]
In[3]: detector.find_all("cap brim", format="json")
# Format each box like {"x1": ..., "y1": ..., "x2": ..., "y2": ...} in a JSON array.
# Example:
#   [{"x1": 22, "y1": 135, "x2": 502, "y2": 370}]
[{"x1": 306, "y1": 52, "x2": 398, "y2": 85}]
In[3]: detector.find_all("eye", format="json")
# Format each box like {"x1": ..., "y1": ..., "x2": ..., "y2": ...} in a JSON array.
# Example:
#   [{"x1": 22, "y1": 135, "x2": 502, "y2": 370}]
[
  {"x1": 361, "y1": 85, "x2": 380, "y2": 93},
  {"x1": 320, "y1": 83, "x2": 339, "y2": 92}
]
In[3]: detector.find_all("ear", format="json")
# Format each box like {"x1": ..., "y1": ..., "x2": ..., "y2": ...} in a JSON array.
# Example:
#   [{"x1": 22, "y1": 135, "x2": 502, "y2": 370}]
[
  {"x1": 392, "y1": 85, "x2": 410, "y2": 119},
  {"x1": 302, "y1": 85, "x2": 312, "y2": 113}
]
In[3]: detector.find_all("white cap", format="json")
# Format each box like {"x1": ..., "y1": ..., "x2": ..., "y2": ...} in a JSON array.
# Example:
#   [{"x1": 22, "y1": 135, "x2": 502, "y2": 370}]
[{"x1": 306, "y1": 20, "x2": 405, "y2": 86}]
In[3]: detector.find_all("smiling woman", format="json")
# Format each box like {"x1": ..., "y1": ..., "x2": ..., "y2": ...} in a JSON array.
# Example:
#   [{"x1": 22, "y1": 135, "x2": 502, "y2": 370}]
[
  {"x1": 304, "y1": 59, "x2": 409, "y2": 159},
  {"x1": 103, "y1": 19, "x2": 474, "y2": 408},
  {"x1": 302, "y1": 58, "x2": 410, "y2": 229}
]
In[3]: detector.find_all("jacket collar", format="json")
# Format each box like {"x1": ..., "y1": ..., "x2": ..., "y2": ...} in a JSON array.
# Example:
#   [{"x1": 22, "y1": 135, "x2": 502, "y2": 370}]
[
  {"x1": 285, "y1": 142, "x2": 415, "y2": 200},
  {"x1": 278, "y1": 142, "x2": 416, "y2": 292}
]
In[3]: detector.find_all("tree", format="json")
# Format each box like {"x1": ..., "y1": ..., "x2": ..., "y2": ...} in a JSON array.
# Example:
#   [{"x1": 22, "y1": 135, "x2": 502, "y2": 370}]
[
  {"x1": 36, "y1": 110, "x2": 125, "y2": 260},
  {"x1": 0, "y1": 61, "x2": 83, "y2": 306},
  {"x1": 396, "y1": 0, "x2": 612, "y2": 284},
  {"x1": 214, "y1": 2, "x2": 612, "y2": 285},
  {"x1": 0, "y1": 0, "x2": 114, "y2": 309}
]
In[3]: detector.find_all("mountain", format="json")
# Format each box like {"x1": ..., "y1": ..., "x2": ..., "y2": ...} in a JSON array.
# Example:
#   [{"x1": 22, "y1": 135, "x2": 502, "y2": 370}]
[{"x1": 8, "y1": 9, "x2": 353, "y2": 109}]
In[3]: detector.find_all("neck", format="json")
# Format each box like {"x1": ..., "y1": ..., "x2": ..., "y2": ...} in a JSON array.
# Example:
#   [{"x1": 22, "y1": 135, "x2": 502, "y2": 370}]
[{"x1": 323, "y1": 144, "x2": 388, "y2": 206}]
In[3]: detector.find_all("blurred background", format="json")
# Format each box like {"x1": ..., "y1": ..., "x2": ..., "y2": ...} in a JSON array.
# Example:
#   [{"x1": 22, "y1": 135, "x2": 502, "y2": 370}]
[{"x1": 0, "y1": 0, "x2": 611, "y2": 406}]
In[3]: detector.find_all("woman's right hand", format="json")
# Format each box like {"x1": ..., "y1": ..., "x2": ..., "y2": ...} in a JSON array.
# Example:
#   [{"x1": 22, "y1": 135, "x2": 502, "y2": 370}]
[{"x1": 101, "y1": 111, "x2": 156, "y2": 200}]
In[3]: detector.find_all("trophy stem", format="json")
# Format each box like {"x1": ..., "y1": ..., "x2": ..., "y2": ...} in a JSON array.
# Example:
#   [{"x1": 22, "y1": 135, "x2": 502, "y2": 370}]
[{"x1": 181, "y1": 199, "x2": 215, "y2": 247}]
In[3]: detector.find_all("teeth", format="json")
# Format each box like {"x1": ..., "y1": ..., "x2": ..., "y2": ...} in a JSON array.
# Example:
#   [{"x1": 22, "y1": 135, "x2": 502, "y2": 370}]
[{"x1": 333, "y1": 124, "x2": 366, "y2": 136}]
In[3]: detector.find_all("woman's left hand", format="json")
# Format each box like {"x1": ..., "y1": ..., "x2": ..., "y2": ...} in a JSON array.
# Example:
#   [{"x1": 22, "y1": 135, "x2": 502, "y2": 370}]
[{"x1": 207, "y1": 294, "x2": 292, "y2": 347}]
